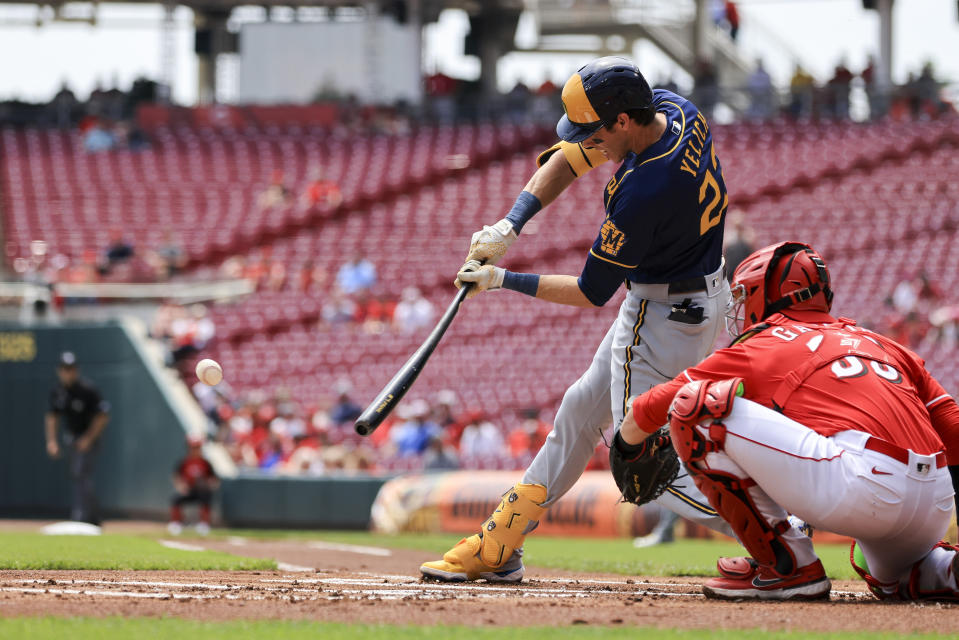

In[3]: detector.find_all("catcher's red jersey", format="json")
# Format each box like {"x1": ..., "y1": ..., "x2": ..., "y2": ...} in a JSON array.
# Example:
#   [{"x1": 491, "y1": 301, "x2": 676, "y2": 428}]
[{"x1": 633, "y1": 313, "x2": 959, "y2": 458}]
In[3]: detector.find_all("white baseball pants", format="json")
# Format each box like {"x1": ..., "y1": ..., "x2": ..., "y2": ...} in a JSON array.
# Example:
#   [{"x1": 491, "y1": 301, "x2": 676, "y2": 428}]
[{"x1": 696, "y1": 397, "x2": 956, "y2": 589}]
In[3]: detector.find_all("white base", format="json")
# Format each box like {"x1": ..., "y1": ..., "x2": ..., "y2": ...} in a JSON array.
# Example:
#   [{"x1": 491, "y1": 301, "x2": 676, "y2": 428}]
[{"x1": 41, "y1": 521, "x2": 102, "y2": 536}]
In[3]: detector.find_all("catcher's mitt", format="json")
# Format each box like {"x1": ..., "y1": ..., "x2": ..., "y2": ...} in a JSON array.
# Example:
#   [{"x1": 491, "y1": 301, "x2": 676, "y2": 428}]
[{"x1": 609, "y1": 427, "x2": 680, "y2": 506}]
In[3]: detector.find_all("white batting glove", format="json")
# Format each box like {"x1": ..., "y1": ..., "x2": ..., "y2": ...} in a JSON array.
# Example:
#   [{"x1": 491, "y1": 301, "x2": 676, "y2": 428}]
[
  {"x1": 466, "y1": 218, "x2": 517, "y2": 266},
  {"x1": 455, "y1": 261, "x2": 505, "y2": 299}
]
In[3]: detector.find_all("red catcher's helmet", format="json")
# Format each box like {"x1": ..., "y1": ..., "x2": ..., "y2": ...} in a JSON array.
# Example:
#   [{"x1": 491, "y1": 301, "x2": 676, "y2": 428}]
[{"x1": 729, "y1": 241, "x2": 833, "y2": 334}]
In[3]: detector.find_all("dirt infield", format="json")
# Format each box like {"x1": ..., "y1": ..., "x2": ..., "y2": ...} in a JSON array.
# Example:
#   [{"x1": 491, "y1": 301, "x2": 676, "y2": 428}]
[{"x1": 1, "y1": 533, "x2": 958, "y2": 632}]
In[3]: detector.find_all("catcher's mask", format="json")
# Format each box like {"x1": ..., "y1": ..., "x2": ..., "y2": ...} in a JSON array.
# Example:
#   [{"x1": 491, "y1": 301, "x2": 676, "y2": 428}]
[{"x1": 726, "y1": 241, "x2": 833, "y2": 336}]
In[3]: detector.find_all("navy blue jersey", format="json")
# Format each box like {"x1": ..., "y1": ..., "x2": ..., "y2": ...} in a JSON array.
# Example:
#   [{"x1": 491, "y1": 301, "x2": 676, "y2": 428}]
[{"x1": 578, "y1": 90, "x2": 728, "y2": 306}]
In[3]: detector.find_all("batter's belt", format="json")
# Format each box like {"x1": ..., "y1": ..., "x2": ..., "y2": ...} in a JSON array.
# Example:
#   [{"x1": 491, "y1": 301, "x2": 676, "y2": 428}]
[{"x1": 626, "y1": 260, "x2": 727, "y2": 302}]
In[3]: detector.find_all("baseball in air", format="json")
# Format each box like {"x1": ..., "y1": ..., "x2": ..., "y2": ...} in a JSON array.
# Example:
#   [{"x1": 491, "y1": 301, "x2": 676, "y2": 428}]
[{"x1": 195, "y1": 358, "x2": 223, "y2": 386}]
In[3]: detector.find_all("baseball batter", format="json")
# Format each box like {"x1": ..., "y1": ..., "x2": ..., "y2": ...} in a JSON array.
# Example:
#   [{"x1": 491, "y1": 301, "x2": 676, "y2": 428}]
[
  {"x1": 420, "y1": 57, "x2": 735, "y2": 583},
  {"x1": 622, "y1": 242, "x2": 959, "y2": 601}
]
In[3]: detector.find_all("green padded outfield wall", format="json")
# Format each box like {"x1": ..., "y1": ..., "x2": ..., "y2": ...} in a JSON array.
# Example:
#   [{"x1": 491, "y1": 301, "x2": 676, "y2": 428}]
[
  {"x1": 219, "y1": 475, "x2": 387, "y2": 529},
  {"x1": 0, "y1": 321, "x2": 388, "y2": 528},
  {"x1": 0, "y1": 321, "x2": 186, "y2": 519}
]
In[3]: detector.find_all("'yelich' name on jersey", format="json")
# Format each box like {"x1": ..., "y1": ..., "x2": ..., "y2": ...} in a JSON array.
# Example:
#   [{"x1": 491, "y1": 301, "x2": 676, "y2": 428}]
[{"x1": 678, "y1": 112, "x2": 711, "y2": 178}]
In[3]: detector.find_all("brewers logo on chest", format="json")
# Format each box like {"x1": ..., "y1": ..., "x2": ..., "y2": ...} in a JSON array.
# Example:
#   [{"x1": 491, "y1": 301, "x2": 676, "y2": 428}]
[{"x1": 600, "y1": 218, "x2": 626, "y2": 257}]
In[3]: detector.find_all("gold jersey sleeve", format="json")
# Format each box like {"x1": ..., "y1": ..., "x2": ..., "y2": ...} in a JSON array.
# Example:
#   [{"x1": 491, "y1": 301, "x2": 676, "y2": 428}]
[{"x1": 535, "y1": 140, "x2": 608, "y2": 177}]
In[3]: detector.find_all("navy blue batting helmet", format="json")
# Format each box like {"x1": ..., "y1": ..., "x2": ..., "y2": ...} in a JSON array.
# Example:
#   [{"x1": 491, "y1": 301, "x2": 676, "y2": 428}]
[{"x1": 556, "y1": 57, "x2": 654, "y2": 143}]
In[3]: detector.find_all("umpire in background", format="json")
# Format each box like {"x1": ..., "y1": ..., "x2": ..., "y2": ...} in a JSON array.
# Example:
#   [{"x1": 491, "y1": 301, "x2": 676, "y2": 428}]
[{"x1": 45, "y1": 351, "x2": 110, "y2": 525}]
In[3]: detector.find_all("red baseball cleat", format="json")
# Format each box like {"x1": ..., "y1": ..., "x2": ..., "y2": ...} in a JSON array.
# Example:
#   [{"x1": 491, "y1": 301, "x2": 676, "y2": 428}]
[
  {"x1": 716, "y1": 556, "x2": 758, "y2": 579},
  {"x1": 703, "y1": 559, "x2": 831, "y2": 601}
]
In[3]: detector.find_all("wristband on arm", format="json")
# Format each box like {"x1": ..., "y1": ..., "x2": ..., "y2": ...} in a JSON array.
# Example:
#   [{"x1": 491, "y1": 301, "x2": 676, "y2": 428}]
[
  {"x1": 502, "y1": 271, "x2": 540, "y2": 297},
  {"x1": 505, "y1": 191, "x2": 542, "y2": 233}
]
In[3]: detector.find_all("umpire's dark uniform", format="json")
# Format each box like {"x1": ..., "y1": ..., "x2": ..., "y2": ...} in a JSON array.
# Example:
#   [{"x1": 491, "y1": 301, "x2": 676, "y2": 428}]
[{"x1": 45, "y1": 352, "x2": 110, "y2": 525}]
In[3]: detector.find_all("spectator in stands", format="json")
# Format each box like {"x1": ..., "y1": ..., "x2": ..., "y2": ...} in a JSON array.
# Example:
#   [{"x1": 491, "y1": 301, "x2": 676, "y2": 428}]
[
  {"x1": 16, "y1": 240, "x2": 55, "y2": 319},
  {"x1": 242, "y1": 252, "x2": 271, "y2": 290},
  {"x1": 191, "y1": 375, "x2": 227, "y2": 428},
  {"x1": 163, "y1": 303, "x2": 215, "y2": 364},
  {"x1": 826, "y1": 58, "x2": 854, "y2": 120},
  {"x1": 168, "y1": 435, "x2": 218, "y2": 536},
  {"x1": 391, "y1": 399, "x2": 440, "y2": 457},
  {"x1": 330, "y1": 380, "x2": 362, "y2": 427},
  {"x1": 257, "y1": 433, "x2": 289, "y2": 472},
  {"x1": 335, "y1": 251, "x2": 377, "y2": 295},
  {"x1": 425, "y1": 70, "x2": 458, "y2": 125},
  {"x1": 270, "y1": 401, "x2": 307, "y2": 441},
  {"x1": 282, "y1": 441, "x2": 325, "y2": 476},
  {"x1": 265, "y1": 259, "x2": 287, "y2": 292},
  {"x1": 45, "y1": 351, "x2": 110, "y2": 526},
  {"x1": 100, "y1": 228, "x2": 134, "y2": 274},
  {"x1": 459, "y1": 411, "x2": 505, "y2": 462},
  {"x1": 87, "y1": 80, "x2": 125, "y2": 121},
  {"x1": 788, "y1": 64, "x2": 815, "y2": 120},
  {"x1": 881, "y1": 272, "x2": 941, "y2": 350},
  {"x1": 50, "y1": 81, "x2": 79, "y2": 129},
  {"x1": 393, "y1": 286, "x2": 435, "y2": 334},
  {"x1": 352, "y1": 288, "x2": 393, "y2": 334},
  {"x1": 256, "y1": 170, "x2": 292, "y2": 210},
  {"x1": 309, "y1": 405, "x2": 334, "y2": 441},
  {"x1": 299, "y1": 165, "x2": 343, "y2": 211},
  {"x1": 122, "y1": 122, "x2": 151, "y2": 152},
  {"x1": 891, "y1": 274, "x2": 920, "y2": 315},
  {"x1": 929, "y1": 303, "x2": 959, "y2": 350},
  {"x1": 655, "y1": 75, "x2": 680, "y2": 95},
  {"x1": 423, "y1": 435, "x2": 460, "y2": 471},
  {"x1": 712, "y1": 0, "x2": 739, "y2": 41},
  {"x1": 692, "y1": 58, "x2": 719, "y2": 120},
  {"x1": 724, "y1": 1, "x2": 739, "y2": 41},
  {"x1": 322, "y1": 288, "x2": 356, "y2": 326},
  {"x1": 531, "y1": 78, "x2": 560, "y2": 124},
  {"x1": 226, "y1": 402, "x2": 254, "y2": 445},
  {"x1": 860, "y1": 55, "x2": 885, "y2": 120},
  {"x1": 722, "y1": 210, "x2": 756, "y2": 279},
  {"x1": 506, "y1": 81, "x2": 532, "y2": 122},
  {"x1": 711, "y1": 0, "x2": 726, "y2": 30},
  {"x1": 747, "y1": 58, "x2": 775, "y2": 120},
  {"x1": 915, "y1": 61, "x2": 948, "y2": 118},
  {"x1": 82, "y1": 120, "x2": 115, "y2": 153},
  {"x1": 507, "y1": 407, "x2": 552, "y2": 462},
  {"x1": 146, "y1": 228, "x2": 187, "y2": 279},
  {"x1": 294, "y1": 259, "x2": 327, "y2": 292}
]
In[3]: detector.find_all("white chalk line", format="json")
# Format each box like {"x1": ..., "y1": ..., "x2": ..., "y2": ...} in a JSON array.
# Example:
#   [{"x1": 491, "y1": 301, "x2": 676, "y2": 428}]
[
  {"x1": 0, "y1": 574, "x2": 869, "y2": 603},
  {"x1": 1, "y1": 576, "x2": 699, "y2": 601},
  {"x1": 159, "y1": 540, "x2": 207, "y2": 552},
  {"x1": 306, "y1": 541, "x2": 393, "y2": 556}
]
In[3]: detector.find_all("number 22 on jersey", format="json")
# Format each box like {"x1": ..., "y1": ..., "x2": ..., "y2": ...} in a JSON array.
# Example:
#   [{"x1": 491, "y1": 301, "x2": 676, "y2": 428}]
[{"x1": 699, "y1": 144, "x2": 727, "y2": 236}]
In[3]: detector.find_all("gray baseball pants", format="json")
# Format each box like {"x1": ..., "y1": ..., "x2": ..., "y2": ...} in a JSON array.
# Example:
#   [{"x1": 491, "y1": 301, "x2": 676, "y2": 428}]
[{"x1": 523, "y1": 262, "x2": 734, "y2": 536}]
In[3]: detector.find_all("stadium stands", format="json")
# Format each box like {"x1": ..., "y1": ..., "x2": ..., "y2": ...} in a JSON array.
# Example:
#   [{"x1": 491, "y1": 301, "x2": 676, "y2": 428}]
[{"x1": 2, "y1": 111, "x2": 958, "y2": 472}]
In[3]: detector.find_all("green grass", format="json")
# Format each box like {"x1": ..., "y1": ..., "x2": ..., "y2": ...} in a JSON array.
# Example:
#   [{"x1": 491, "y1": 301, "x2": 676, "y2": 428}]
[
  {"x1": 0, "y1": 526, "x2": 857, "y2": 578},
  {"x1": 0, "y1": 619, "x2": 954, "y2": 640},
  {"x1": 0, "y1": 531, "x2": 274, "y2": 571},
  {"x1": 220, "y1": 529, "x2": 861, "y2": 580}
]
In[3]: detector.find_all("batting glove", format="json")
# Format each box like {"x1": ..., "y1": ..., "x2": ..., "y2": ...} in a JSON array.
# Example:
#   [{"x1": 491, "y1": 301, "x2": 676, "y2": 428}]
[
  {"x1": 465, "y1": 218, "x2": 517, "y2": 266},
  {"x1": 455, "y1": 262, "x2": 505, "y2": 299}
]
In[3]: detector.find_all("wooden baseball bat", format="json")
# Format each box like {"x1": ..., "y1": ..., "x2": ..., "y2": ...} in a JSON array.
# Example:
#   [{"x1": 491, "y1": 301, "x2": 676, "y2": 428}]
[{"x1": 354, "y1": 283, "x2": 472, "y2": 436}]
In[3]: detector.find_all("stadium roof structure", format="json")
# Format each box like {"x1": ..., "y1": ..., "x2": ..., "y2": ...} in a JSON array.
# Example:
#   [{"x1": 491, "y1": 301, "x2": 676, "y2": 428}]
[{"x1": 0, "y1": 0, "x2": 898, "y2": 106}]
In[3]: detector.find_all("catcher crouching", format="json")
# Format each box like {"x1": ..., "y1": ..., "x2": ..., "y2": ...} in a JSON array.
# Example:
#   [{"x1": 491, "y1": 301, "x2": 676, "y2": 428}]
[{"x1": 617, "y1": 241, "x2": 959, "y2": 602}]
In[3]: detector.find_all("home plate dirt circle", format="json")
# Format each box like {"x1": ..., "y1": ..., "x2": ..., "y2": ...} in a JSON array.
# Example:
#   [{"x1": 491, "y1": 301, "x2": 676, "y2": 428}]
[{"x1": 0, "y1": 534, "x2": 956, "y2": 633}]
